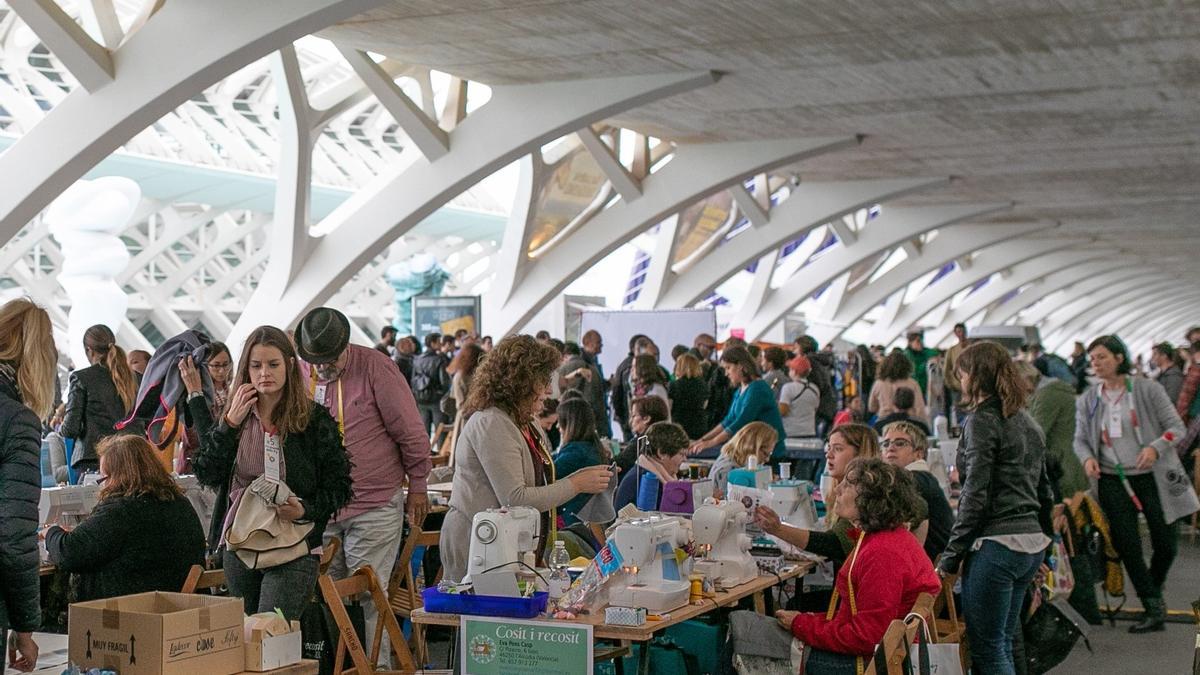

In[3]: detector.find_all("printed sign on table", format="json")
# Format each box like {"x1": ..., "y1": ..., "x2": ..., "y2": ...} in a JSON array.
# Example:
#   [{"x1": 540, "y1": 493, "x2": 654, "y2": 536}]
[{"x1": 460, "y1": 616, "x2": 592, "y2": 675}]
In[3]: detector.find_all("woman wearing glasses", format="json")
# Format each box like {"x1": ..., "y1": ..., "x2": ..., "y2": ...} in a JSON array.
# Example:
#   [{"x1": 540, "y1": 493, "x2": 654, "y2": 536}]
[{"x1": 880, "y1": 421, "x2": 953, "y2": 562}]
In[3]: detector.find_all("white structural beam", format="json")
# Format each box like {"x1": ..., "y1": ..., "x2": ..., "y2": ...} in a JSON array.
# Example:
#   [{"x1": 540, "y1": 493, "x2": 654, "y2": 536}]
[
  {"x1": 262, "y1": 45, "x2": 315, "y2": 292},
  {"x1": 79, "y1": 0, "x2": 125, "y2": 50},
  {"x1": 1125, "y1": 302, "x2": 1200, "y2": 353},
  {"x1": 926, "y1": 253, "x2": 1111, "y2": 347},
  {"x1": 1040, "y1": 274, "x2": 1176, "y2": 345},
  {"x1": 1044, "y1": 278, "x2": 1181, "y2": 352},
  {"x1": 1103, "y1": 292, "x2": 1200, "y2": 346},
  {"x1": 490, "y1": 135, "x2": 859, "y2": 336},
  {"x1": 730, "y1": 184, "x2": 769, "y2": 228},
  {"x1": 335, "y1": 46, "x2": 449, "y2": 161},
  {"x1": 576, "y1": 127, "x2": 641, "y2": 202},
  {"x1": 229, "y1": 70, "x2": 720, "y2": 349},
  {"x1": 740, "y1": 206, "x2": 1024, "y2": 341},
  {"x1": 0, "y1": 0, "x2": 385, "y2": 249},
  {"x1": 877, "y1": 243, "x2": 1091, "y2": 344},
  {"x1": 654, "y1": 177, "x2": 949, "y2": 309},
  {"x1": 633, "y1": 214, "x2": 681, "y2": 310},
  {"x1": 997, "y1": 267, "x2": 1158, "y2": 328},
  {"x1": 1060, "y1": 292, "x2": 1200, "y2": 356},
  {"x1": 8, "y1": 0, "x2": 114, "y2": 91},
  {"x1": 807, "y1": 222, "x2": 1049, "y2": 344}
]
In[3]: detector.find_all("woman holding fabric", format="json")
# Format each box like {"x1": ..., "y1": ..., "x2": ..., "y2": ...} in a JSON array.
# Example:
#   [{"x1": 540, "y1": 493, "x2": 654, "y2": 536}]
[
  {"x1": 937, "y1": 341, "x2": 1054, "y2": 674},
  {"x1": 440, "y1": 335, "x2": 613, "y2": 583},
  {"x1": 552, "y1": 398, "x2": 612, "y2": 527},
  {"x1": 688, "y1": 346, "x2": 786, "y2": 460},
  {"x1": 1074, "y1": 335, "x2": 1188, "y2": 634},
  {"x1": 192, "y1": 326, "x2": 352, "y2": 620}
]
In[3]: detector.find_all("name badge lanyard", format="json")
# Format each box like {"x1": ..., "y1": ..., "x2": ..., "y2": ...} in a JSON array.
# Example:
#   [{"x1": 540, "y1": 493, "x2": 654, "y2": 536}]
[
  {"x1": 309, "y1": 368, "x2": 345, "y2": 438},
  {"x1": 263, "y1": 420, "x2": 282, "y2": 484},
  {"x1": 1097, "y1": 377, "x2": 1143, "y2": 512}
]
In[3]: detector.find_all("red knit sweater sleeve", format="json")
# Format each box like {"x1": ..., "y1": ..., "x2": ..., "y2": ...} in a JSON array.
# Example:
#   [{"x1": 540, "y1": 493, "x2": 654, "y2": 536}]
[{"x1": 790, "y1": 545, "x2": 902, "y2": 655}]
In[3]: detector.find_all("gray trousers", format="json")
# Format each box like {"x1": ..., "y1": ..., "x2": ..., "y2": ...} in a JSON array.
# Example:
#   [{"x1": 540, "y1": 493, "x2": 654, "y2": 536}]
[{"x1": 223, "y1": 550, "x2": 319, "y2": 621}]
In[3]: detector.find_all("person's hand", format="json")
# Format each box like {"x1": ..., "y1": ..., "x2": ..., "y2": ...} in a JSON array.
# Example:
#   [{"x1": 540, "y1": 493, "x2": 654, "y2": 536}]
[
  {"x1": 1083, "y1": 458, "x2": 1100, "y2": 479},
  {"x1": 407, "y1": 492, "x2": 429, "y2": 528},
  {"x1": 8, "y1": 631, "x2": 37, "y2": 672},
  {"x1": 575, "y1": 368, "x2": 593, "y2": 382},
  {"x1": 225, "y1": 383, "x2": 258, "y2": 427},
  {"x1": 754, "y1": 506, "x2": 783, "y2": 535},
  {"x1": 686, "y1": 440, "x2": 708, "y2": 456},
  {"x1": 178, "y1": 355, "x2": 203, "y2": 394},
  {"x1": 275, "y1": 496, "x2": 304, "y2": 522},
  {"x1": 567, "y1": 465, "x2": 614, "y2": 494},
  {"x1": 774, "y1": 610, "x2": 799, "y2": 631},
  {"x1": 49, "y1": 403, "x2": 65, "y2": 429},
  {"x1": 1052, "y1": 503, "x2": 1068, "y2": 534},
  {"x1": 1033, "y1": 562, "x2": 1050, "y2": 588},
  {"x1": 1135, "y1": 446, "x2": 1158, "y2": 471}
]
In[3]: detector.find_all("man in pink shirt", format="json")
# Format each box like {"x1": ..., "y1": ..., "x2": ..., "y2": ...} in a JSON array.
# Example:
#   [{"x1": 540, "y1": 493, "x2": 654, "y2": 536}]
[{"x1": 295, "y1": 308, "x2": 431, "y2": 659}]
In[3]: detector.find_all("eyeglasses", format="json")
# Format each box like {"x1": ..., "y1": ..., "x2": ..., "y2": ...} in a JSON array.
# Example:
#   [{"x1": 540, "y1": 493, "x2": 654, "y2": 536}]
[
  {"x1": 209, "y1": 362, "x2": 231, "y2": 370},
  {"x1": 880, "y1": 439, "x2": 913, "y2": 449}
]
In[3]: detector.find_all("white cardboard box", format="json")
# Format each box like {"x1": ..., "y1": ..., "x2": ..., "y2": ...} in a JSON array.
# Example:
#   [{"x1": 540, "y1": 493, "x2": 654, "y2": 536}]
[{"x1": 243, "y1": 618, "x2": 302, "y2": 672}]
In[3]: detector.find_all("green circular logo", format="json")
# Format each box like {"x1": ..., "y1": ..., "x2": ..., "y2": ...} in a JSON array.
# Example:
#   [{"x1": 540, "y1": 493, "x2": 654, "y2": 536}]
[{"x1": 469, "y1": 634, "x2": 497, "y2": 664}]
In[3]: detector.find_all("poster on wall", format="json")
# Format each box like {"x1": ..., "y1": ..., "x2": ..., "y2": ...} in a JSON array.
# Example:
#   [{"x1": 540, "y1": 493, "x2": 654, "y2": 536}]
[{"x1": 412, "y1": 296, "x2": 481, "y2": 341}]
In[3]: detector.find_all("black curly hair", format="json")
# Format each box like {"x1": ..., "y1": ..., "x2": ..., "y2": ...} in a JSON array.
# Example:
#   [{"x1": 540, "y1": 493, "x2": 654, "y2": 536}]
[{"x1": 841, "y1": 457, "x2": 923, "y2": 533}]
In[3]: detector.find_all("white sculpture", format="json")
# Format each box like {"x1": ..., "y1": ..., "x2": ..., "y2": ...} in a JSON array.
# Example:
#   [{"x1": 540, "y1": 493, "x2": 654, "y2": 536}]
[{"x1": 46, "y1": 177, "x2": 141, "y2": 368}]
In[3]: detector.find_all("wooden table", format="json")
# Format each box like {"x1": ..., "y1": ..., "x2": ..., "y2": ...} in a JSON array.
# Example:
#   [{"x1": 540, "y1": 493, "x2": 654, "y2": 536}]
[
  {"x1": 32, "y1": 658, "x2": 320, "y2": 675},
  {"x1": 411, "y1": 562, "x2": 813, "y2": 674}
]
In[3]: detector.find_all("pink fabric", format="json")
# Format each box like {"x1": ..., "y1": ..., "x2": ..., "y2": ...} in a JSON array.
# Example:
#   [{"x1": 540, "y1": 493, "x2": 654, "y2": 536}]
[
  {"x1": 221, "y1": 409, "x2": 282, "y2": 542},
  {"x1": 301, "y1": 345, "x2": 431, "y2": 521}
]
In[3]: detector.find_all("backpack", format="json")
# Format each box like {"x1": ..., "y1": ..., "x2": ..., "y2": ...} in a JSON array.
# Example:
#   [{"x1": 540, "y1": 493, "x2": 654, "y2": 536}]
[{"x1": 410, "y1": 355, "x2": 446, "y2": 404}]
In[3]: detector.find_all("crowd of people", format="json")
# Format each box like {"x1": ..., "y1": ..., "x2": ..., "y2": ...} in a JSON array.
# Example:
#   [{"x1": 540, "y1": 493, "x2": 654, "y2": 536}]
[{"x1": 1, "y1": 292, "x2": 1198, "y2": 674}]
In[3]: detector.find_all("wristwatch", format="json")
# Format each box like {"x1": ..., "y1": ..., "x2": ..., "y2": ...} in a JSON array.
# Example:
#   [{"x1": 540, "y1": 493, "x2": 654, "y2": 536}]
[{"x1": 187, "y1": 391, "x2": 205, "y2": 402}]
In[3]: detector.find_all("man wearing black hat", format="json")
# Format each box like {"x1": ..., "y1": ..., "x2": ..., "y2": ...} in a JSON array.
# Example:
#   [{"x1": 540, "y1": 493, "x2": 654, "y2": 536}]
[{"x1": 295, "y1": 307, "x2": 431, "y2": 661}]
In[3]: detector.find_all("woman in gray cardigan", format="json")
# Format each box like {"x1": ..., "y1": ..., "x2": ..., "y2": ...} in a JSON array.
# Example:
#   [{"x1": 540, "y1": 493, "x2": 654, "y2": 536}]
[
  {"x1": 440, "y1": 335, "x2": 613, "y2": 583},
  {"x1": 1074, "y1": 335, "x2": 1187, "y2": 634}
]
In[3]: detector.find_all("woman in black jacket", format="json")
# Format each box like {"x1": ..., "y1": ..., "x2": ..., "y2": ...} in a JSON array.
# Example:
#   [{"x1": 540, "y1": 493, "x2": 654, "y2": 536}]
[
  {"x1": 0, "y1": 298, "x2": 58, "y2": 671},
  {"x1": 61, "y1": 324, "x2": 138, "y2": 475},
  {"x1": 937, "y1": 341, "x2": 1054, "y2": 675},
  {"x1": 193, "y1": 326, "x2": 352, "y2": 620},
  {"x1": 44, "y1": 435, "x2": 204, "y2": 601}
]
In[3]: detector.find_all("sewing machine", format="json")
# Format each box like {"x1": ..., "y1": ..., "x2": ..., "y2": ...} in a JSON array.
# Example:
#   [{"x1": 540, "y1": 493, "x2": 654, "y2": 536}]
[
  {"x1": 39, "y1": 483, "x2": 100, "y2": 528},
  {"x1": 659, "y1": 478, "x2": 714, "y2": 515},
  {"x1": 727, "y1": 466, "x2": 772, "y2": 491},
  {"x1": 464, "y1": 506, "x2": 540, "y2": 584},
  {"x1": 608, "y1": 516, "x2": 691, "y2": 612},
  {"x1": 692, "y1": 500, "x2": 759, "y2": 587},
  {"x1": 173, "y1": 474, "x2": 217, "y2": 542},
  {"x1": 765, "y1": 480, "x2": 819, "y2": 530}
]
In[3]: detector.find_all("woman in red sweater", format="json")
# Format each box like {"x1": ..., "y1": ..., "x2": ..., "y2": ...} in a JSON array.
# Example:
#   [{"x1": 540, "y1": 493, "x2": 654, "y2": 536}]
[{"x1": 776, "y1": 457, "x2": 941, "y2": 674}]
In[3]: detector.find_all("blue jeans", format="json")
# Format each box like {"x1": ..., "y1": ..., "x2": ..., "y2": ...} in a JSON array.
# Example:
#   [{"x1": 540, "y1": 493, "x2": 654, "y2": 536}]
[
  {"x1": 223, "y1": 550, "x2": 319, "y2": 621},
  {"x1": 804, "y1": 648, "x2": 860, "y2": 674},
  {"x1": 961, "y1": 540, "x2": 1042, "y2": 675}
]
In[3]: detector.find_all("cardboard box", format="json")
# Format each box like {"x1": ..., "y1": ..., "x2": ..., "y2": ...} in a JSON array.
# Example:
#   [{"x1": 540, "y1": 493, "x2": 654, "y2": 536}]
[
  {"x1": 243, "y1": 614, "x2": 302, "y2": 672},
  {"x1": 69, "y1": 591, "x2": 244, "y2": 675}
]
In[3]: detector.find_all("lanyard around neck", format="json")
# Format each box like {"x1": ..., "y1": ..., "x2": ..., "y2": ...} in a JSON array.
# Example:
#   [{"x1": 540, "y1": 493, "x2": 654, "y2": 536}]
[{"x1": 309, "y1": 368, "x2": 345, "y2": 438}]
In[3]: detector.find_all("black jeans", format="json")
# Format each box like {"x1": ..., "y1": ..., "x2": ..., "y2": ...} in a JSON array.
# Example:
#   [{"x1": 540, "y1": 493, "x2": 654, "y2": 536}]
[
  {"x1": 417, "y1": 404, "x2": 444, "y2": 435},
  {"x1": 223, "y1": 550, "x2": 319, "y2": 620},
  {"x1": 1097, "y1": 473, "x2": 1178, "y2": 601}
]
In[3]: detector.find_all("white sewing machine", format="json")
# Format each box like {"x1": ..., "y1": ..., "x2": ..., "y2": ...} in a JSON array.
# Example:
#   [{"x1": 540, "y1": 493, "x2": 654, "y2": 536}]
[
  {"x1": 174, "y1": 474, "x2": 217, "y2": 542},
  {"x1": 692, "y1": 500, "x2": 759, "y2": 587},
  {"x1": 39, "y1": 483, "x2": 100, "y2": 528},
  {"x1": 608, "y1": 517, "x2": 691, "y2": 613},
  {"x1": 464, "y1": 506, "x2": 540, "y2": 584},
  {"x1": 765, "y1": 480, "x2": 819, "y2": 530}
]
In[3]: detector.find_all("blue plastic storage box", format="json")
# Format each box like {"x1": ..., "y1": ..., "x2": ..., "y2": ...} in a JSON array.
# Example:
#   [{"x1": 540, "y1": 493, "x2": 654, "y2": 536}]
[{"x1": 421, "y1": 587, "x2": 549, "y2": 619}]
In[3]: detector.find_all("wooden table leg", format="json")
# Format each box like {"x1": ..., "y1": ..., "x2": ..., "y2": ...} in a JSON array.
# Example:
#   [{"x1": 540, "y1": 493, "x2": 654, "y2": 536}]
[
  {"x1": 753, "y1": 589, "x2": 766, "y2": 615},
  {"x1": 412, "y1": 623, "x2": 427, "y2": 667}
]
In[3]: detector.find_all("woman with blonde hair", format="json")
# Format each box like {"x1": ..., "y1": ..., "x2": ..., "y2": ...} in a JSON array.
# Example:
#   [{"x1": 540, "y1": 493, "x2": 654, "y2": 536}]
[
  {"x1": 0, "y1": 298, "x2": 57, "y2": 671},
  {"x1": 668, "y1": 352, "x2": 708, "y2": 439},
  {"x1": 754, "y1": 423, "x2": 881, "y2": 608},
  {"x1": 710, "y1": 421, "x2": 777, "y2": 497},
  {"x1": 441, "y1": 335, "x2": 614, "y2": 582},
  {"x1": 44, "y1": 435, "x2": 204, "y2": 602},
  {"x1": 62, "y1": 324, "x2": 138, "y2": 475}
]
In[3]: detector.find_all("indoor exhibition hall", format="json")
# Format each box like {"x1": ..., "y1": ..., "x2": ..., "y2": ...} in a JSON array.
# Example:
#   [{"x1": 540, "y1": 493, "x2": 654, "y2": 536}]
[{"x1": 0, "y1": 2, "x2": 1196, "y2": 675}]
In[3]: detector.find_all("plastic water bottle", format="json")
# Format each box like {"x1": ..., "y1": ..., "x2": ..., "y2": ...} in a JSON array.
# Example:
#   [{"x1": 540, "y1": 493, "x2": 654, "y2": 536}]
[
  {"x1": 548, "y1": 541, "x2": 571, "y2": 604},
  {"x1": 933, "y1": 414, "x2": 949, "y2": 440}
]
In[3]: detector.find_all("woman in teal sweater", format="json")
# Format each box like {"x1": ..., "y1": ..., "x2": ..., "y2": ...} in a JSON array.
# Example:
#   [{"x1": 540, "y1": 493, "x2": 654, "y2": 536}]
[
  {"x1": 552, "y1": 398, "x2": 612, "y2": 526},
  {"x1": 688, "y1": 346, "x2": 787, "y2": 459}
]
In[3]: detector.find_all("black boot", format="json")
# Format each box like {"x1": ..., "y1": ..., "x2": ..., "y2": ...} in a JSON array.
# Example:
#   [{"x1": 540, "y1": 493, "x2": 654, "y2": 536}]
[{"x1": 1129, "y1": 597, "x2": 1166, "y2": 633}]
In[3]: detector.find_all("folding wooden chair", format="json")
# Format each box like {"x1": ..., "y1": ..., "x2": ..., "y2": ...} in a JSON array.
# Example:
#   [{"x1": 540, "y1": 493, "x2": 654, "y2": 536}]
[
  {"x1": 864, "y1": 618, "x2": 921, "y2": 675},
  {"x1": 318, "y1": 566, "x2": 417, "y2": 674},
  {"x1": 320, "y1": 537, "x2": 342, "y2": 576},
  {"x1": 931, "y1": 573, "x2": 965, "y2": 644},
  {"x1": 387, "y1": 525, "x2": 442, "y2": 665},
  {"x1": 180, "y1": 565, "x2": 226, "y2": 594}
]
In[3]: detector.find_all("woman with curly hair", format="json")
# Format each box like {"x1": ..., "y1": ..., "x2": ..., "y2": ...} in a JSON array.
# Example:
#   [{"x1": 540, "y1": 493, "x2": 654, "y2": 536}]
[
  {"x1": 768, "y1": 458, "x2": 940, "y2": 674},
  {"x1": 440, "y1": 335, "x2": 614, "y2": 582},
  {"x1": 867, "y1": 350, "x2": 926, "y2": 421}
]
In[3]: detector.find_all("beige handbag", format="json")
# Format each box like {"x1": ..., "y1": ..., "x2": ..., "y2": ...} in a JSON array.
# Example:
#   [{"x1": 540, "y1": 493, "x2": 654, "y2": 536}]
[{"x1": 225, "y1": 487, "x2": 314, "y2": 569}]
